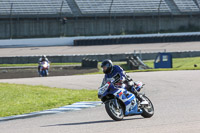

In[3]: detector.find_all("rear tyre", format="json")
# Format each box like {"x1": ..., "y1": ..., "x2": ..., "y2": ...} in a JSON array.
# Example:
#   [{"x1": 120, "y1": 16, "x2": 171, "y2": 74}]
[
  {"x1": 44, "y1": 70, "x2": 48, "y2": 76},
  {"x1": 141, "y1": 95, "x2": 154, "y2": 118},
  {"x1": 105, "y1": 99, "x2": 124, "y2": 121}
]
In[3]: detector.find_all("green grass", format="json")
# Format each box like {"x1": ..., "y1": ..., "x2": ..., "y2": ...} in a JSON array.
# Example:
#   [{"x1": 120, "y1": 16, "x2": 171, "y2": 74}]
[
  {"x1": 0, "y1": 83, "x2": 99, "y2": 117},
  {"x1": 2, "y1": 57, "x2": 200, "y2": 71},
  {"x1": 117, "y1": 57, "x2": 200, "y2": 72},
  {"x1": 82, "y1": 57, "x2": 200, "y2": 75},
  {"x1": 142, "y1": 57, "x2": 200, "y2": 70}
]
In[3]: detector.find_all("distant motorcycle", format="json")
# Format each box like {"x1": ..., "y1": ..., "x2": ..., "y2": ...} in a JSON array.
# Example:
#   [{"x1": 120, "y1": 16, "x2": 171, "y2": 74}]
[
  {"x1": 98, "y1": 79, "x2": 154, "y2": 121},
  {"x1": 39, "y1": 61, "x2": 50, "y2": 77}
]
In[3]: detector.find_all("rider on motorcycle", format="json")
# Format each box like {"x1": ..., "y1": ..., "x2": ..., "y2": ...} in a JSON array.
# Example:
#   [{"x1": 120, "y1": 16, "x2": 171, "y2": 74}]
[
  {"x1": 38, "y1": 55, "x2": 49, "y2": 75},
  {"x1": 101, "y1": 59, "x2": 148, "y2": 105}
]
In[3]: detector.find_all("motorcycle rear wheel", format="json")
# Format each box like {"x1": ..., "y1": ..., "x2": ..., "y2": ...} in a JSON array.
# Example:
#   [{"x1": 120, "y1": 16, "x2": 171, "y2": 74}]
[
  {"x1": 105, "y1": 99, "x2": 124, "y2": 121},
  {"x1": 141, "y1": 95, "x2": 154, "y2": 118}
]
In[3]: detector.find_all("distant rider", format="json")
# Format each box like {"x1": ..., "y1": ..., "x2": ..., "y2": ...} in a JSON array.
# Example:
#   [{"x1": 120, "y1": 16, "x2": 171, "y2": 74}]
[
  {"x1": 38, "y1": 55, "x2": 49, "y2": 75},
  {"x1": 101, "y1": 59, "x2": 148, "y2": 105}
]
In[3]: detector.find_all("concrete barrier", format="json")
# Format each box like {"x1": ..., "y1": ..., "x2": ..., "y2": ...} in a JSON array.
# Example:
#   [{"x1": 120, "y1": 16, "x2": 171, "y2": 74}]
[{"x1": 0, "y1": 51, "x2": 200, "y2": 64}]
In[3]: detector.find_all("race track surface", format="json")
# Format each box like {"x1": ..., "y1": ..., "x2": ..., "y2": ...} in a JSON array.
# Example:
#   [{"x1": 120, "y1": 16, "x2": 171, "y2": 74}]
[
  {"x1": 0, "y1": 70, "x2": 200, "y2": 133},
  {"x1": 1, "y1": 41, "x2": 200, "y2": 57}
]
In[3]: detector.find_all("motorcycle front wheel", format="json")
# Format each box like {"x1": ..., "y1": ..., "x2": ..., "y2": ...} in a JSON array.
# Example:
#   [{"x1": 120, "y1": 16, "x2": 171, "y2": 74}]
[
  {"x1": 41, "y1": 70, "x2": 47, "y2": 77},
  {"x1": 141, "y1": 95, "x2": 154, "y2": 118},
  {"x1": 105, "y1": 99, "x2": 124, "y2": 121}
]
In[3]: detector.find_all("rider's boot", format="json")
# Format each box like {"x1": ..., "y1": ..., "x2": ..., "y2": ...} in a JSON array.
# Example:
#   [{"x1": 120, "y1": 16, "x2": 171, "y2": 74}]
[
  {"x1": 130, "y1": 86, "x2": 148, "y2": 105},
  {"x1": 138, "y1": 95, "x2": 148, "y2": 105}
]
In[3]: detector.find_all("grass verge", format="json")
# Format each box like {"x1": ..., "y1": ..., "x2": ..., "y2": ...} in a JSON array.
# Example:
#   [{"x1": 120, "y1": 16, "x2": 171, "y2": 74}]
[
  {"x1": 0, "y1": 83, "x2": 99, "y2": 117},
  {"x1": 120, "y1": 56, "x2": 200, "y2": 72},
  {"x1": 86, "y1": 57, "x2": 200, "y2": 75},
  {"x1": 1, "y1": 57, "x2": 200, "y2": 72},
  {"x1": 143, "y1": 57, "x2": 200, "y2": 69}
]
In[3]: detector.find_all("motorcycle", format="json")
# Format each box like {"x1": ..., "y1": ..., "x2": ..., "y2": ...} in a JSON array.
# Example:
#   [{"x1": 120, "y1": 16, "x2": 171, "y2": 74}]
[
  {"x1": 98, "y1": 79, "x2": 154, "y2": 121},
  {"x1": 39, "y1": 61, "x2": 50, "y2": 77}
]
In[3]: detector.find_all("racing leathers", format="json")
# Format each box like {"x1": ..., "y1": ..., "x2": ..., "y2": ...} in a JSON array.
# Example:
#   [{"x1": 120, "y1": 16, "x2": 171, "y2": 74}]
[{"x1": 101, "y1": 65, "x2": 148, "y2": 105}]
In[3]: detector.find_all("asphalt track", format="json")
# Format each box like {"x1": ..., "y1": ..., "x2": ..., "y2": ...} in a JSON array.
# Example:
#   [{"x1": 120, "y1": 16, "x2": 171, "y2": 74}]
[
  {"x1": 1, "y1": 41, "x2": 200, "y2": 57},
  {"x1": 0, "y1": 42, "x2": 200, "y2": 132},
  {"x1": 0, "y1": 70, "x2": 200, "y2": 133}
]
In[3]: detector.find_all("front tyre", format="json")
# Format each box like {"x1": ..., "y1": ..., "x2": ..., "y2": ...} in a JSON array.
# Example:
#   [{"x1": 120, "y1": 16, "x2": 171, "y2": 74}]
[
  {"x1": 105, "y1": 99, "x2": 124, "y2": 121},
  {"x1": 41, "y1": 70, "x2": 47, "y2": 77},
  {"x1": 141, "y1": 95, "x2": 154, "y2": 118}
]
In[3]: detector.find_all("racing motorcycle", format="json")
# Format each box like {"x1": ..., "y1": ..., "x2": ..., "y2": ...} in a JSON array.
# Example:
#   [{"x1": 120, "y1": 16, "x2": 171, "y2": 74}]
[
  {"x1": 39, "y1": 61, "x2": 50, "y2": 77},
  {"x1": 98, "y1": 78, "x2": 154, "y2": 121}
]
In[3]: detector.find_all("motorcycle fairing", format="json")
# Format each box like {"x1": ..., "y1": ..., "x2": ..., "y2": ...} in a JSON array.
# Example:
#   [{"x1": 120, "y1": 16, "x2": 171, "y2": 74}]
[{"x1": 112, "y1": 87, "x2": 142, "y2": 116}]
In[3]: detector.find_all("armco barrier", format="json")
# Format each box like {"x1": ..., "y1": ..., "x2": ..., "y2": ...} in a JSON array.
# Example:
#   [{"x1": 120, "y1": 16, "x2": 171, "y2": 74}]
[{"x1": 0, "y1": 51, "x2": 200, "y2": 64}]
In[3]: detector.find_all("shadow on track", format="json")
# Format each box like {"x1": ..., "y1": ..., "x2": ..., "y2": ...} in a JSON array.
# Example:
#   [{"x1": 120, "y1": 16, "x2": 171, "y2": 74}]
[{"x1": 42, "y1": 117, "x2": 143, "y2": 127}]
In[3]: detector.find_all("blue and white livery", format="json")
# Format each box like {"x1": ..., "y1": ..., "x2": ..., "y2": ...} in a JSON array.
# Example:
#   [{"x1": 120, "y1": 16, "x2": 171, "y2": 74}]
[{"x1": 98, "y1": 79, "x2": 154, "y2": 121}]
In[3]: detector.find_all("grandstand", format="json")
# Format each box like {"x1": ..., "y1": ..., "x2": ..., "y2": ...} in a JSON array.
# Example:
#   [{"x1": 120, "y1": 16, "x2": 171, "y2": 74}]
[
  {"x1": 0, "y1": 0, "x2": 72, "y2": 17},
  {"x1": 75, "y1": 0, "x2": 171, "y2": 15},
  {"x1": 0, "y1": 0, "x2": 200, "y2": 39},
  {"x1": 173, "y1": 0, "x2": 199, "y2": 12},
  {"x1": 0, "y1": 0, "x2": 200, "y2": 17}
]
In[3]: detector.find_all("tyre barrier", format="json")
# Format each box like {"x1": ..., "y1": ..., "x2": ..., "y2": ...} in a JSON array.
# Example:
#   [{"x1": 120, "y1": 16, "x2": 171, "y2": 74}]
[
  {"x1": 81, "y1": 58, "x2": 98, "y2": 68},
  {"x1": 74, "y1": 34, "x2": 200, "y2": 46}
]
